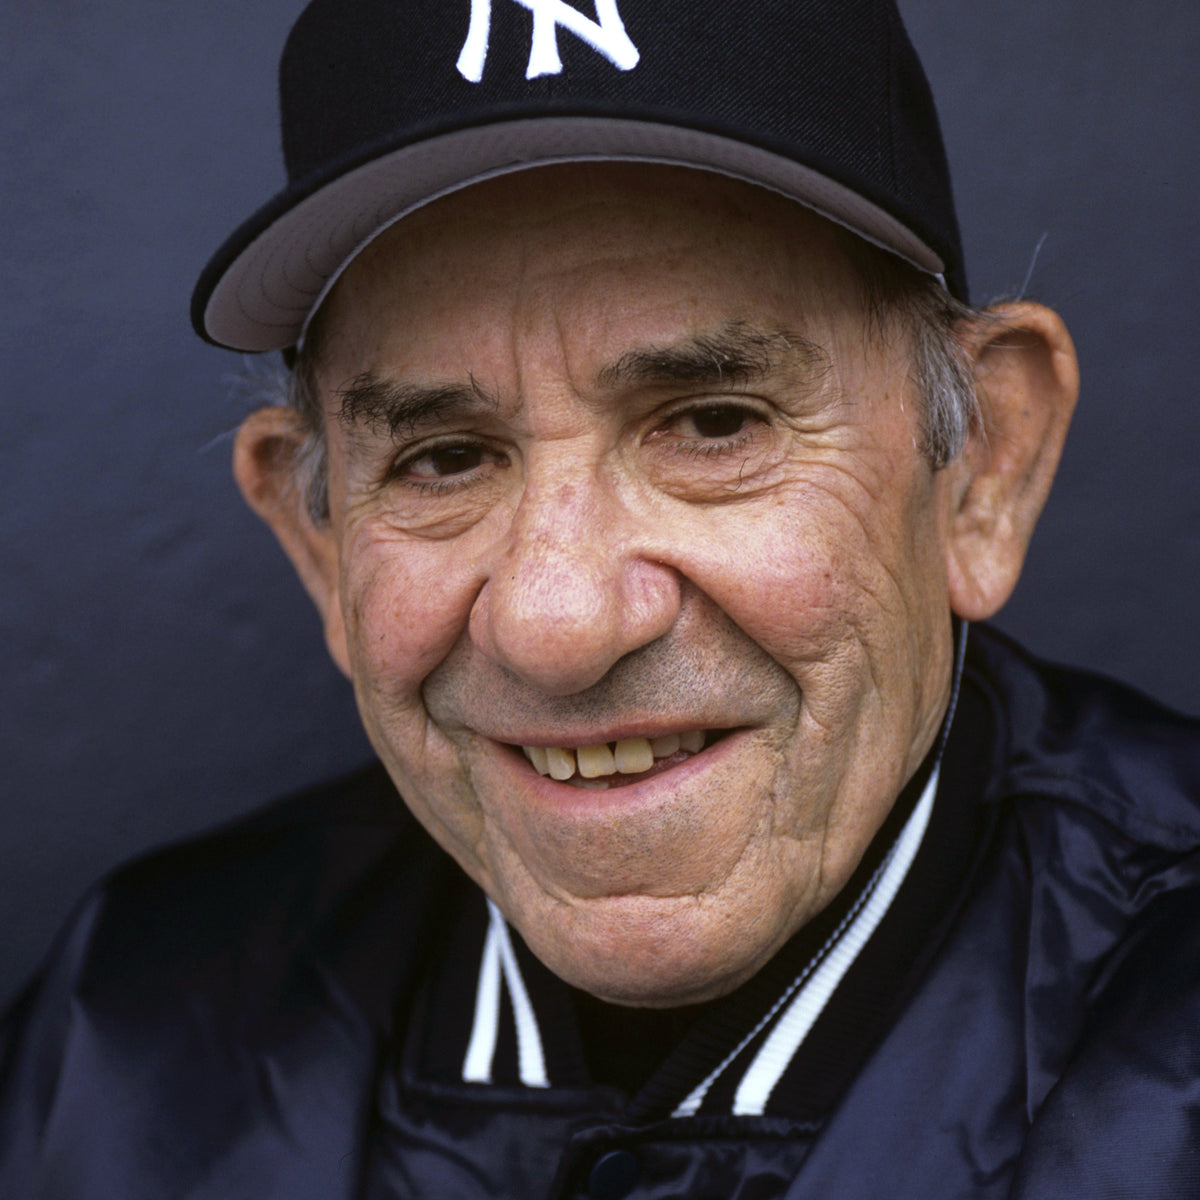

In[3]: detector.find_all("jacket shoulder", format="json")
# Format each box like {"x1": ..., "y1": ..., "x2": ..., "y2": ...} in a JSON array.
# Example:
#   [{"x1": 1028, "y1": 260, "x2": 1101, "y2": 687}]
[
  {"x1": 0, "y1": 763, "x2": 456, "y2": 1197},
  {"x1": 1, "y1": 761, "x2": 452, "y2": 1064},
  {"x1": 967, "y1": 624, "x2": 1200, "y2": 851}
]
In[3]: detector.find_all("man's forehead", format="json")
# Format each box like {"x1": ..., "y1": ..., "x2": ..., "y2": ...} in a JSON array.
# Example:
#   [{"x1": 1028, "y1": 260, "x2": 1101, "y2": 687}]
[
  {"x1": 345, "y1": 164, "x2": 843, "y2": 273},
  {"x1": 313, "y1": 163, "x2": 860, "y2": 367}
]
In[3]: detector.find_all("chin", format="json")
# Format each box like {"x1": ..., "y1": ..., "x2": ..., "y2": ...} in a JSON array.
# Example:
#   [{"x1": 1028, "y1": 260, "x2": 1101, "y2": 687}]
[{"x1": 517, "y1": 893, "x2": 781, "y2": 1009}]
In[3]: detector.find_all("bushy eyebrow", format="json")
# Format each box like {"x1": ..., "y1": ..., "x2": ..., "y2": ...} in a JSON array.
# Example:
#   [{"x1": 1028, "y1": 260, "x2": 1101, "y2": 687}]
[
  {"x1": 335, "y1": 373, "x2": 497, "y2": 438},
  {"x1": 595, "y1": 321, "x2": 829, "y2": 392},
  {"x1": 334, "y1": 322, "x2": 828, "y2": 438}
]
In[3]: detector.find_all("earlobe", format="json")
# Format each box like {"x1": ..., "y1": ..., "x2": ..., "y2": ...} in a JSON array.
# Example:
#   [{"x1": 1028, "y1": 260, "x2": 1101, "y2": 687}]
[
  {"x1": 232, "y1": 407, "x2": 352, "y2": 677},
  {"x1": 945, "y1": 302, "x2": 1080, "y2": 621}
]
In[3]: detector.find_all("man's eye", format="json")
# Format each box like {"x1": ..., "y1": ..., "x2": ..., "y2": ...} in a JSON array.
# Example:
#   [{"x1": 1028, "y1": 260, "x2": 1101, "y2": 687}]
[
  {"x1": 400, "y1": 442, "x2": 489, "y2": 479},
  {"x1": 672, "y1": 404, "x2": 757, "y2": 440}
]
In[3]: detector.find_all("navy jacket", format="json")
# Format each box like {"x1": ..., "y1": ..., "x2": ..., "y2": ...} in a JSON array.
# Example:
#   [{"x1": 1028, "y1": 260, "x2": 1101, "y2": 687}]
[{"x1": 3, "y1": 625, "x2": 1200, "y2": 1198}]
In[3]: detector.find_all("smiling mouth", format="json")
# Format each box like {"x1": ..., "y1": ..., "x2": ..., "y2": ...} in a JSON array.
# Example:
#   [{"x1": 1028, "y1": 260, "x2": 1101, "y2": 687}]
[{"x1": 518, "y1": 731, "x2": 720, "y2": 789}]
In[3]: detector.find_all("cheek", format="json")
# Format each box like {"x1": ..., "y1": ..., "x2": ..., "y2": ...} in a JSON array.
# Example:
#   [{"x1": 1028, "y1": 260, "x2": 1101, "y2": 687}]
[
  {"x1": 676, "y1": 492, "x2": 867, "y2": 669},
  {"x1": 337, "y1": 522, "x2": 498, "y2": 872},
  {"x1": 339, "y1": 522, "x2": 478, "y2": 701},
  {"x1": 665, "y1": 459, "x2": 948, "y2": 746}
]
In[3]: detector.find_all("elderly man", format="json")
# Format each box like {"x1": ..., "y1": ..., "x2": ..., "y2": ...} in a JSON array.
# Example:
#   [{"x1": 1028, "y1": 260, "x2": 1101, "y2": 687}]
[{"x1": 3, "y1": 1, "x2": 1200, "y2": 1197}]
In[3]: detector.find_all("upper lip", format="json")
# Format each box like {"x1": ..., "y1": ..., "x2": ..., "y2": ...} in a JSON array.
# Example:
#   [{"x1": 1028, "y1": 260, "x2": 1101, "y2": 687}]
[{"x1": 486, "y1": 722, "x2": 730, "y2": 748}]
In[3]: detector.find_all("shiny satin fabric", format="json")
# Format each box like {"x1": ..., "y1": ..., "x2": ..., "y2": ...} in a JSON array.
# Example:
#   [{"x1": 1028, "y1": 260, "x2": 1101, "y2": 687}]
[{"x1": 4, "y1": 625, "x2": 1200, "y2": 1198}]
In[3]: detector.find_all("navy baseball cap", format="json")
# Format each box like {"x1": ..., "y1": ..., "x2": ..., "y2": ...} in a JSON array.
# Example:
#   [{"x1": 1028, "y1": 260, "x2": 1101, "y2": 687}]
[{"x1": 192, "y1": 0, "x2": 965, "y2": 352}]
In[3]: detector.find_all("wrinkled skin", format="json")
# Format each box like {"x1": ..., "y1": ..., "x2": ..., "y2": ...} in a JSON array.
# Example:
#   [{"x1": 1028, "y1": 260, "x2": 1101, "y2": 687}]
[{"x1": 237, "y1": 165, "x2": 1078, "y2": 1006}]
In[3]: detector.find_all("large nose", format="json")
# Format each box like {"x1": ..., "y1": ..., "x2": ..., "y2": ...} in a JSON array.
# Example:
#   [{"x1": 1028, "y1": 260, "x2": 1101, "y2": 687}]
[{"x1": 468, "y1": 462, "x2": 680, "y2": 695}]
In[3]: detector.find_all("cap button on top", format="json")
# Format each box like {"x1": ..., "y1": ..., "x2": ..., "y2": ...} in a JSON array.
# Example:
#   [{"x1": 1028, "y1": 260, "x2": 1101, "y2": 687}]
[{"x1": 587, "y1": 1148, "x2": 640, "y2": 1200}]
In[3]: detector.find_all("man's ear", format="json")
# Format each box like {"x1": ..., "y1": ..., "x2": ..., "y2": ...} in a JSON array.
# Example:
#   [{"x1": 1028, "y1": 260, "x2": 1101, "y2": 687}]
[
  {"x1": 945, "y1": 302, "x2": 1080, "y2": 621},
  {"x1": 232, "y1": 407, "x2": 351, "y2": 677}
]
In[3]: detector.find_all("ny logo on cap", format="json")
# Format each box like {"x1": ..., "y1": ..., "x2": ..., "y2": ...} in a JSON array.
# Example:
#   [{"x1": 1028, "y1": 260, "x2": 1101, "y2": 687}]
[{"x1": 457, "y1": 0, "x2": 640, "y2": 82}]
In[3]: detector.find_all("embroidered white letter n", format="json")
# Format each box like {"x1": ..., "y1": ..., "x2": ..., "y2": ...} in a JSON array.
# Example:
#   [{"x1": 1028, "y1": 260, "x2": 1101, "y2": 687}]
[{"x1": 457, "y1": 0, "x2": 640, "y2": 83}]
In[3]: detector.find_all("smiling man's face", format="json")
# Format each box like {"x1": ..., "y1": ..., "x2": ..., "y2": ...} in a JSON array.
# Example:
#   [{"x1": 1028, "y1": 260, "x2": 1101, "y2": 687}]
[{"x1": 276, "y1": 165, "x2": 964, "y2": 1006}]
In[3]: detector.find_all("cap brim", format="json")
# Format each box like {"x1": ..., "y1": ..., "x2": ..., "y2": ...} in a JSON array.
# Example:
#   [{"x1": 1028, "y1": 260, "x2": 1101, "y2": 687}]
[{"x1": 195, "y1": 116, "x2": 947, "y2": 353}]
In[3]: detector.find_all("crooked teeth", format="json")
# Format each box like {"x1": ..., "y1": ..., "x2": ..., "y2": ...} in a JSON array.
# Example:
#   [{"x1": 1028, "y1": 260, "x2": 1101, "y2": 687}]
[
  {"x1": 545, "y1": 746, "x2": 576, "y2": 781},
  {"x1": 577, "y1": 743, "x2": 616, "y2": 778},
  {"x1": 522, "y1": 732, "x2": 709, "y2": 781}
]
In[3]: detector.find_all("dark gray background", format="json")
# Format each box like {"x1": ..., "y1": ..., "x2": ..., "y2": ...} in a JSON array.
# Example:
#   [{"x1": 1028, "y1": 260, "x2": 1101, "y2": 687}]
[{"x1": 3, "y1": 3, "x2": 1197, "y2": 1008}]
